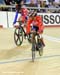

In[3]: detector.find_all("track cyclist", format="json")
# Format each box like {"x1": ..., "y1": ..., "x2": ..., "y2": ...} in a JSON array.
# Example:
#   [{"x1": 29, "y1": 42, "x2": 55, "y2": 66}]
[
  {"x1": 13, "y1": 0, "x2": 29, "y2": 37},
  {"x1": 26, "y1": 10, "x2": 45, "y2": 47}
]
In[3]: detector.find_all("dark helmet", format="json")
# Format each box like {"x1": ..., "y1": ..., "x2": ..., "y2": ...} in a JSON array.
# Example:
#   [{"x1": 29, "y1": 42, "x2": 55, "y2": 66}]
[
  {"x1": 33, "y1": 10, "x2": 37, "y2": 17},
  {"x1": 29, "y1": 10, "x2": 37, "y2": 17}
]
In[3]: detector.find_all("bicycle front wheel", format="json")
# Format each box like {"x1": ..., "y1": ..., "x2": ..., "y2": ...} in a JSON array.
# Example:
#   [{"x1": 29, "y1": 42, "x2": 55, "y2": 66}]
[
  {"x1": 32, "y1": 43, "x2": 36, "y2": 62},
  {"x1": 14, "y1": 27, "x2": 23, "y2": 46}
]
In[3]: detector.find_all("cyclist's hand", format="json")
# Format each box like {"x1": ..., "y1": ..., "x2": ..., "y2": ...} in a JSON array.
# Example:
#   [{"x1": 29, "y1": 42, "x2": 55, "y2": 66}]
[
  {"x1": 40, "y1": 30, "x2": 43, "y2": 33},
  {"x1": 37, "y1": 31, "x2": 40, "y2": 34},
  {"x1": 38, "y1": 30, "x2": 43, "y2": 34}
]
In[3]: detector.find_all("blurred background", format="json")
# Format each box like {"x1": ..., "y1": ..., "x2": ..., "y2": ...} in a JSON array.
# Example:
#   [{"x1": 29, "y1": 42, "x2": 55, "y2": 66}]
[{"x1": 0, "y1": 0, "x2": 60, "y2": 13}]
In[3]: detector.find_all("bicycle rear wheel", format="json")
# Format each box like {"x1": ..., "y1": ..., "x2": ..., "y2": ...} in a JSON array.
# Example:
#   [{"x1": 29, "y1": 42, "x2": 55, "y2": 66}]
[
  {"x1": 14, "y1": 27, "x2": 23, "y2": 46},
  {"x1": 39, "y1": 45, "x2": 43, "y2": 56},
  {"x1": 38, "y1": 40, "x2": 43, "y2": 56},
  {"x1": 36, "y1": 37, "x2": 43, "y2": 56}
]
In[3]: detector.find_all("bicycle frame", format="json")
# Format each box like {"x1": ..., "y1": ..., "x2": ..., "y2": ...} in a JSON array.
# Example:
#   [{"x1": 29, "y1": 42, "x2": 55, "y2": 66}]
[{"x1": 14, "y1": 21, "x2": 32, "y2": 46}]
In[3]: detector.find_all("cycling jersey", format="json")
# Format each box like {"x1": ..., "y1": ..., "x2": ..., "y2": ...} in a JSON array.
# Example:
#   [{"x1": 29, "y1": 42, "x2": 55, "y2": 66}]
[
  {"x1": 26, "y1": 16, "x2": 44, "y2": 34},
  {"x1": 21, "y1": 6, "x2": 28, "y2": 22}
]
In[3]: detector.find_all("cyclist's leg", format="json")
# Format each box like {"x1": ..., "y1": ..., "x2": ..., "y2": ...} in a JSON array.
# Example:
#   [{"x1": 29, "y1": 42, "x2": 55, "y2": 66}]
[{"x1": 39, "y1": 34, "x2": 45, "y2": 47}]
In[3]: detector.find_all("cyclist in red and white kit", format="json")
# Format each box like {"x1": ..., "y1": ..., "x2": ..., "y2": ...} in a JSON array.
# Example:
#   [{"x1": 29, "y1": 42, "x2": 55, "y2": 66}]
[
  {"x1": 15, "y1": 0, "x2": 29, "y2": 37},
  {"x1": 18, "y1": 0, "x2": 29, "y2": 23},
  {"x1": 26, "y1": 11, "x2": 45, "y2": 46},
  {"x1": 13, "y1": 0, "x2": 29, "y2": 24}
]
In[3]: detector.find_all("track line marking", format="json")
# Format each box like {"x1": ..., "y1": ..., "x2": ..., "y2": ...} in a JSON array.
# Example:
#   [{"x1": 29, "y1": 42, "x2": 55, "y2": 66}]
[
  {"x1": 0, "y1": 54, "x2": 60, "y2": 64},
  {"x1": 43, "y1": 35, "x2": 60, "y2": 43},
  {"x1": 0, "y1": 35, "x2": 60, "y2": 64}
]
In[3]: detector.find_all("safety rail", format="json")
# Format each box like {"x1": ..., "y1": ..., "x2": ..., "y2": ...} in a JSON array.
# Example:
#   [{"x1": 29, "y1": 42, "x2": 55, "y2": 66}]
[
  {"x1": 0, "y1": 5, "x2": 60, "y2": 28},
  {"x1": 0, "y1": 5, "x2": 60, "y2": 10}
]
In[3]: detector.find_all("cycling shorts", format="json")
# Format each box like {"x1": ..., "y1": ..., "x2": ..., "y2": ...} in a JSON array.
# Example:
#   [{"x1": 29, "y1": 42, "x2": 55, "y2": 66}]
[{"x1": 31, "y1": 26, "x2": 39, "y2": 32}]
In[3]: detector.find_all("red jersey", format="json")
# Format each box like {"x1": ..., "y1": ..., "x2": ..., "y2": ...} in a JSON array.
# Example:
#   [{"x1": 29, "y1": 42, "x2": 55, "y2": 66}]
[
  {"x1": 26, "y1": 16, "x2": 44, "y2": 34},
  {"x1": 21, "y1": 8, "x2": 28, "y2": 17},
  {"x1": 21, "y1": 6, "x2": 28, "y2": 22}
]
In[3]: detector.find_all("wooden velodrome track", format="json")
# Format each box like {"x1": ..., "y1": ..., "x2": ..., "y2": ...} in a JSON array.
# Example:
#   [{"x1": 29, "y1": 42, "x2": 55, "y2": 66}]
[{"x1": 0, "y1": 27, "x2": 60, "y2": 75}]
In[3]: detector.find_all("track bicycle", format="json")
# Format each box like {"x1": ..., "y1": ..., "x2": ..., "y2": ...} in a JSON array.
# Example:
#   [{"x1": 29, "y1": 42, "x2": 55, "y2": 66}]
[
  {"x1": 31, "y1": 31, "x2": 43, "y2": 62},
  {"x1": 14, "y1": 21, "x2": 31, "y2": 46}
]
